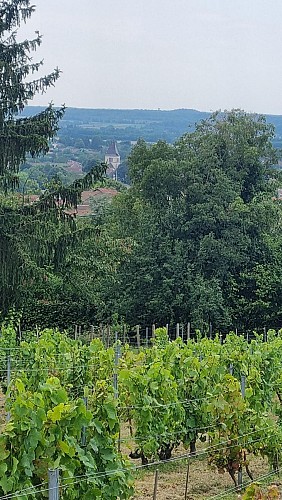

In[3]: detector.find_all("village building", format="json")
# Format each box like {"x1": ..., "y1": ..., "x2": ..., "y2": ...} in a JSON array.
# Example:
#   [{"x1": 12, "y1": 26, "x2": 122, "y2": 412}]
[{"x1": 104, "y1": 141, "x2": 120, "y2": 179}]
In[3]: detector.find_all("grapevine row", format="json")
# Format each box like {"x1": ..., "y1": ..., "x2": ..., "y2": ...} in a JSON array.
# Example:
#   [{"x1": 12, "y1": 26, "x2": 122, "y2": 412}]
[{"x1": 0, "y1": 324, "x2": 282, "y2": 497}]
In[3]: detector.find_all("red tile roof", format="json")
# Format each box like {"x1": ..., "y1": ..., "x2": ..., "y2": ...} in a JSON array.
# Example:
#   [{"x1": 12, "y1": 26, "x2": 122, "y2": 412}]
[{"x1": 23, "y1": 188, "x2": 118, "y2": 217}]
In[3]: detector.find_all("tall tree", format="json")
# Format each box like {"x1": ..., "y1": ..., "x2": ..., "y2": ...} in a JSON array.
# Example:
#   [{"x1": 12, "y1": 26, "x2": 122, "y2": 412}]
[
  {"x1": 0, "y1": 0, "x2": 105, "y2": 313},
  {"x1": 98, "y1": 111, "x2": 282, "y2": 330}
]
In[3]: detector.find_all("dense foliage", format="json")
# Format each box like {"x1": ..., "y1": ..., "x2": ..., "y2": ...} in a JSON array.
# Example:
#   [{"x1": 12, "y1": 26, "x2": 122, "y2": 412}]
[
  {"x1": 0, "y1": 0, "x2": 106, "y2": 315},
  {"x1": 0, "y1": 326, "x2": 133, "y2": 499},
  {"x1": 1, "y1": 325, "x2": 282, "y2": 495},
  {"x1": 7, "y1": 108, "x2": 282, "y2": 335},
  {"x1": 74, "y1": 110, "x2": 282, "y2": 331},
  {"x1": 17, "y1": 109, "x2": 282, "y2": 331}
]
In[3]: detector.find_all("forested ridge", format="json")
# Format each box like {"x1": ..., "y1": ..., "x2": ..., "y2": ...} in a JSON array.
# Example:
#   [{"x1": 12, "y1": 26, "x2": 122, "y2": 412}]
[{"x1": 22, "y1": 106, "x2": 282, "y2": 146}]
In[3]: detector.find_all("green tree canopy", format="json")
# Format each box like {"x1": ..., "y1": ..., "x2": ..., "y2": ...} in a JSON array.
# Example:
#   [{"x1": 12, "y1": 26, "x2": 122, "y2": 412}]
[
  {"x1": 95, "y1": 110, "x2": 282, "y2": 330},
  {"x1": 0, "y1": 0, "x2": 106, "y2": 314}
]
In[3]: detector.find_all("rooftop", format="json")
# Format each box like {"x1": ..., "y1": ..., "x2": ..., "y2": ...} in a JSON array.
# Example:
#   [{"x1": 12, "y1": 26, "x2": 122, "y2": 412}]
[{"x1": 105, "y1": 141, "x2": 120, "y2": 157}]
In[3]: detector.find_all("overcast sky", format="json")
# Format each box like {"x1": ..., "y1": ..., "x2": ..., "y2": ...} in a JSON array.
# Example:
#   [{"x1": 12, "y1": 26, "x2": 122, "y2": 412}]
[{"x1": 18, "y1": 0, "x2": 282, "y2": 114}]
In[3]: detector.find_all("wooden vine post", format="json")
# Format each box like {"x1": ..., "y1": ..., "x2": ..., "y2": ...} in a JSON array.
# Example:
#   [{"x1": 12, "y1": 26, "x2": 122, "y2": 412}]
[
  {"x1": 107, "y1": 325, "x2": 111, "y2": 348},
  {"x1": 6, "y1": 353, "x2": 11, "y2": 422},
  {"x1": 187, "y1": 322, "x2": 191, "y2": 343},
  {"x1": 153, "y1": 469, "x2": 159, "y2": 500},
  {"x1": 184, "y1": 458, "x2": 190, "y2": 500},
  {"x1": 123, "y1": 324, "x2": 126, "y2": 345},
  {"x1": 238, "y1": 374, "x2": 246, "y2": 489},
  {"x1": 176, "y1": 323, "x2": 180, "y2": 339},
  {"x1": 136, "y1": 325, "x2": 141, "y2": 349}
]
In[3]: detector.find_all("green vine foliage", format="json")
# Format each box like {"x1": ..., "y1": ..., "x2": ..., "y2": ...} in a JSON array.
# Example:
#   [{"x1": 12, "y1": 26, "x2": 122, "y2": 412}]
[
  {"x1": 118, "y1": 331, "x2": 282, "y2": 481},
  {"x1": 1, "y1": 377, "x2": 133, "y2": 499},
  {"x1": 2, "y1": 326, "x2": 282, "y2": 493},
  {"x1": 242, "y1": 483, "x2": 280, "y2": 499},
  {"x1": 119, "y1": 354, "x2": 184, "y2": 462}
]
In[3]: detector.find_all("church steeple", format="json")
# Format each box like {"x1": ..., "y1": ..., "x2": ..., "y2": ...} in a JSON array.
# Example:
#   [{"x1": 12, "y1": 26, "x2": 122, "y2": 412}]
[{"x1": 104, "y1": 141, "x2": 121, "y2": 179}]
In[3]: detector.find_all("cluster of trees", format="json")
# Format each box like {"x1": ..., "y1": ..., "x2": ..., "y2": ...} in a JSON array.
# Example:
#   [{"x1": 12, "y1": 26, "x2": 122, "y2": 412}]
[
  {"x1": 19, "y1": 139, "x2": 131, "y2": 191},
  {"x1": 21, "y1": 111, "x2": 282, "y2": 332},
  {"x1": 18, "y1": 161, "x2": 85, "y2": 194},
  {"x1": 2, "y1": 1, "x2": 282, "y2": 334},
  {"x1": 83, "y1": 111, "x2": 282, "y2": 332}
]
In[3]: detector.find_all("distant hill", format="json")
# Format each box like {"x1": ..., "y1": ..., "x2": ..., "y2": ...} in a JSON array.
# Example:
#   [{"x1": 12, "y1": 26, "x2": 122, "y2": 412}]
[
  {"x1": 20, "y1": 107, "x2": 210, "y2": 144},
  {"x1": 21, "y1": 107, "x2": 282, "y2": 146},
  {"x1": 21, "y1": 106, "x2": 209, "y2": 124}
]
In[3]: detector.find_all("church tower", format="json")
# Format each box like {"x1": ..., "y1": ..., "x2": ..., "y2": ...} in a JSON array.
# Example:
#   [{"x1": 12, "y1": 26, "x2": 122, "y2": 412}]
[{"x1": 104, "y1": 141, "x2": 120, "y2": 179}]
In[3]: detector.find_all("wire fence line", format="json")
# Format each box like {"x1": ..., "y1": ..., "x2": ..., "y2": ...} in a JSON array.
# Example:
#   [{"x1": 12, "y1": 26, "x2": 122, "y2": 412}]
[
  {"x1": 118, "y1": 424, "x2": 219, "y2": 443},
  {"x1": 58, "y1": 434, "x2": 276, "y2": 499},
  {"x1": 0, "y1": 330, "x2": 280, "y2": 498},
  {"x1": 0, "y1": 321, "x2": 275, "y2": 350},
  {"x1": 208, "y1": 467, "x2": 281, "y2": 499},
  {"x1": 0, "y1": 427, "x2": 271, "y2": 499},
  {"x1": 0, "y1": 481, "x2": 48, "y2": 499}
]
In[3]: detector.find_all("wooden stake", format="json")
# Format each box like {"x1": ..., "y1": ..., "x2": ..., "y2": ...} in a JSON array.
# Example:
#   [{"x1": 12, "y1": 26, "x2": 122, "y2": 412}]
[
  {"x1": 136, "y1": 325, "x2": 140, "y2": 349},
  {"x1": 107, "y1": 325, "x2": 110, "y2": 348},
  {"x1": 209, "y1": 323, "x2": 212, "y2": 339},
  {"x1": 187, "y1": 322, "x2": 191, "y2": 343},
  {"x1": 184, "y1": 458, "x2": 190, "y2": 500},
  {"x1": 6, "y1": 354, "x2": 11, "y2": 422},
  {"x1": 176, "y1": 323, "x2": 180, "y2": 339},
  {"x1": 238, "y1": 466, "x2": 243, "y2": 489},
  {"x1": 18, "y1": 321, "x2": 22, "y2": 343},
  {"x1": 238, "y1": 374, "x2": 246, "y2": 489},
  {"x1": 153, "y1": 469, "x2": 159, "y2": 500}
]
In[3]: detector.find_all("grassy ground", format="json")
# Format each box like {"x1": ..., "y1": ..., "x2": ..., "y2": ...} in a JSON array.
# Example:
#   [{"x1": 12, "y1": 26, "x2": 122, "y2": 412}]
[
  {"x1": 131, "y1": 454, "x2": 281, "y2": 499},
  {"x1": 119, "y1": 424, "x2": 281, "y2": 499}
]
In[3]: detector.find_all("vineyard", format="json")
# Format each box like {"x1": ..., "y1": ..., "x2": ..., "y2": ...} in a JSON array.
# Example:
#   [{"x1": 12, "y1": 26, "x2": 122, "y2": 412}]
[{"x1": 0, "y1": 324, "x2": 282, "y2": 499}]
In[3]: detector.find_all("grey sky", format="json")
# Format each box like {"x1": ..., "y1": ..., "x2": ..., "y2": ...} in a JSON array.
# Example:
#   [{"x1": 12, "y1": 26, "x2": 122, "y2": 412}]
[{"x1": 19, "y1": 0, "x2": 282, "y2": 114}]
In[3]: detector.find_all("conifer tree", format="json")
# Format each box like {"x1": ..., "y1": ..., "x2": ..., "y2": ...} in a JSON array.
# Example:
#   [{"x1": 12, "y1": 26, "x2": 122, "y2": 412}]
[{"x1": 0, "y1": 0, "x2": 105, "y2": 313}]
